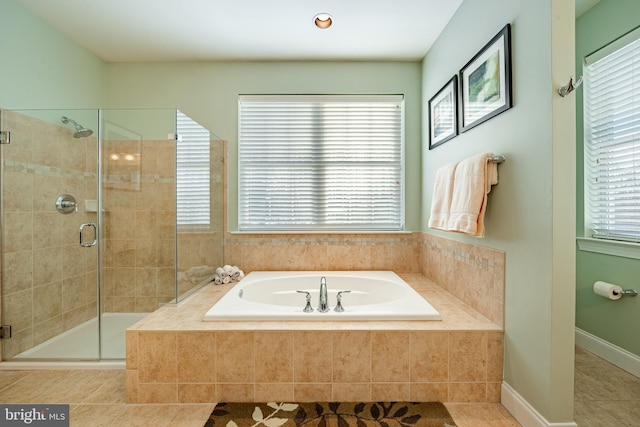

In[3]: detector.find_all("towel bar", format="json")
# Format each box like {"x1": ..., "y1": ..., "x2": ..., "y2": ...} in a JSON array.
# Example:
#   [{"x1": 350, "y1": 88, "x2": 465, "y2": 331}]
[{"x1": 489, "y1": 155, "x2": 505, "y2": 164}]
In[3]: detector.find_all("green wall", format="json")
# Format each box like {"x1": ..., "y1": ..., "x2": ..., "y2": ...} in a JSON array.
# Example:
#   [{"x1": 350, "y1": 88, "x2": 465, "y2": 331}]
[
  {"x1": 575, "y1": 0, "x2": 640, "y2": 356},
  {"x1": 422, "y1": 0, "x2": 576, "y2": 423},
  {"x1": 0, "y1": 0, "x2": 107, "y2": 109},
  {"x1": 106, "y1": 61, "x2": 423, "y2": 230}
]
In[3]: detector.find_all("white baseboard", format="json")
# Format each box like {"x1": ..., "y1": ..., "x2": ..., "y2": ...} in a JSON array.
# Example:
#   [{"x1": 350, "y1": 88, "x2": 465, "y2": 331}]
[
  {"x1": 500, "y1": 329, "x2": 639, "y2": 427},
  {"x1": 501, "y1": 382, "x2": 577, "y2": 427},
  {"x1": 575, "y1": 327, "x2": 640, "y2": 378}
]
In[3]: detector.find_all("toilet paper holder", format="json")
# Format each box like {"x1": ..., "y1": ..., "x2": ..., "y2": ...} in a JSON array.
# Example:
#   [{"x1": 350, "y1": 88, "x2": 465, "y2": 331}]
[{"x1": 617, "y1": 289, "x2": 638, "y2": 297}]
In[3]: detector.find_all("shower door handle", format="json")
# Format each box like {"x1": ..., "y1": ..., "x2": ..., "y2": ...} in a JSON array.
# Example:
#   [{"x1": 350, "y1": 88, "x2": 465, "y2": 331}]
[{"x1": 79, "y1": 222, "x2": 97, "y2": 247}]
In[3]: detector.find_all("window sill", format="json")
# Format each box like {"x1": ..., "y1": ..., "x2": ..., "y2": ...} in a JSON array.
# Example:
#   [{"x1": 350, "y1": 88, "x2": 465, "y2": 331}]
[{"x1": 576, "y1": 237, "x2": 640, "y2": 260}]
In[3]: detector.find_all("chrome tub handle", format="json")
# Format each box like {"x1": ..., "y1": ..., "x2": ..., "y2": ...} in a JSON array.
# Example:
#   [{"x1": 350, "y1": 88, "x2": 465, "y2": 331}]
[
  {"x1": 296, "y1": 290, "x2": 314, "y2": 313},
  {"x1": 334, "y1": 290, "x2": 351, "y2": 312}
]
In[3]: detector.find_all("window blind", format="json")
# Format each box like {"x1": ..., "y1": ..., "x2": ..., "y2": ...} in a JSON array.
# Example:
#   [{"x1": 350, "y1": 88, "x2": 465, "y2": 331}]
[
  {"x1": 176, "y1": 111, "x2": 210, "y2": 228},
  {"x1": 584, "y1": 27, "x2": 640, "y2": 241},
  {"x1": 238, "y1": 95, "x2": 404, "y2": 231}
]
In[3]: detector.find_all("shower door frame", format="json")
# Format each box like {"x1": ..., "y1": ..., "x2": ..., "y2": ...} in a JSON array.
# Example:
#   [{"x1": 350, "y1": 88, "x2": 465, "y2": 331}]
[
  {"x1": 0, "y1": 108, "x2": 102, "y2": 361},
  {"x1": 0, "y1": 108, "x2": 221, "y2": 361}
]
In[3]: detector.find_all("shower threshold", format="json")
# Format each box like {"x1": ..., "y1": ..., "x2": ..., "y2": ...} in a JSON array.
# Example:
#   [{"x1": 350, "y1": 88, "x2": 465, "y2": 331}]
[{"x1": 10, "y1": 312, "x2": 148, "y2": 360}]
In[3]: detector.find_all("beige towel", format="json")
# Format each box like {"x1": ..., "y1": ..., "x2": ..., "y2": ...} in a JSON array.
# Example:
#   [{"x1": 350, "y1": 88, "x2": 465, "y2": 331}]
[
  {"x1": 448, "y1": 153, "x2": 498, "y2": 237},
  {"x1": 428, "y1": 162, "x2": 457, "y2": 231},
  {"x1": 428, "y1": 153, "x2": 498, "y2": 237}
]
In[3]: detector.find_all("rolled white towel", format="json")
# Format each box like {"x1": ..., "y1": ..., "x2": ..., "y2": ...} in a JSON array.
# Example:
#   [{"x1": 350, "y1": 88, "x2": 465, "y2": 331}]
[
  {"x1": 236, "y1": 270, "x2": 245, "y2": 281},
  {"x1": 222, "y1": 275, "x2": 231, "y2": 284},
  {"x1": 213, "y1": 274, "x2": 224, "y2": 285},
  {"x1": 223, "y1": 265, "x2": 235, "y2": 276},
  {"x1": 231, "y1": 266, "x2": 241, "y2": 280},
  {"x1": 216, "y1": 266, "x2": 227, "y2": 278}
]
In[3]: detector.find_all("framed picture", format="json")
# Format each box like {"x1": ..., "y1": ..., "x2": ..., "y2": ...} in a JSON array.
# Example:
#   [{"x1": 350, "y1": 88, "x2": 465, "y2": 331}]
[
  {"x1": 460, "y1": 23, "x2": 512, "y2": 132},
  {"x1": 428, "y1": 75, "x2": 458, "y2": 149}
]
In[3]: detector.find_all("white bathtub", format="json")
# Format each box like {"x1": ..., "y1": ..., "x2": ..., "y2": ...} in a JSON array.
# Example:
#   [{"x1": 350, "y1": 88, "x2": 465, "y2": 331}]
[{"x1": 203, "y1": 271, "x2": 441, "y2": 321}]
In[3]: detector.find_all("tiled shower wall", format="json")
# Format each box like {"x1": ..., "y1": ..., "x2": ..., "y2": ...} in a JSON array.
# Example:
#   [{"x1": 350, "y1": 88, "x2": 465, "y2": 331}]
[
  {"x1": 177, "y1": 139, "x2": 225, "y2": 297},
  {"x1": 102, "y1": 138, "x2": 225, "y2": 313},
  {"x1": 1, "y1": 111, "x2": 99, "y2": 358},
  {"x1": 101, "y1": 138, "x2": 177, "y2": 313}
]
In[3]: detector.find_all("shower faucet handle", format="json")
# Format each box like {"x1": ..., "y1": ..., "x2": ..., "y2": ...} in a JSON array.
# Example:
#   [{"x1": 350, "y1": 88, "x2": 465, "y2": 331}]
[
  {"x1": 56, "y1": 194, "x2": 78, "y2": 214},
  {"x1": 296, "y1": 290, "x2": 314, "y2": 313},
  {"x1": 62, "y1": 200, "x2": 79, "y2": 212}
]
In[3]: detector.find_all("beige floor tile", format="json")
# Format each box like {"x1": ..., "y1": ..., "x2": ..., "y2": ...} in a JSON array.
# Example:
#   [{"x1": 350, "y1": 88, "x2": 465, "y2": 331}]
[
  {"x1": 0, "y1": 370, "x2": 31, "y2": 391},
  {"x1": 84, "y1": 371, "x2": 127, "y2": 404},
  {"x1": 573, "y1": 346, "x2": 640, "y2": 427},
  {"x1": 0, "y1": 370, "x2": 70, "y2": 403},
  {"x1": 169, "y1": 404, "x2": 219, "y2": 426},
  {"x1": 445, "y1": 403, "x2": 522, "y2": 427},
  {"x1": 70, "y1": 404, "x2": 129, "y2": 427},
  {"x1": 51, "y1": 370, "x2": 116, "y2": 403},
  {"x1": 115, "y1": 405, "x2": 184, "y2": 426},
  {"x1": 0, "y1": 368, "x2": 521, "y2": 426}
]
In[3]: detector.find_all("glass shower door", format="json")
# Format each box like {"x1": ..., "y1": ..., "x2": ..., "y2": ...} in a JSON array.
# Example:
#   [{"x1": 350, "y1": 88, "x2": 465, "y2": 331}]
[
  {"x1": 1, "y1": 107, "x2": 221, "y2": 361},
  {"x1": 1, "y1": 108, "x2": 100, "y2": 360}
]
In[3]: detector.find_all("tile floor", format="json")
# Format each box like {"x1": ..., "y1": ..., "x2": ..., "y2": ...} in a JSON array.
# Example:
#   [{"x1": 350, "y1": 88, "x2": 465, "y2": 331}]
[
  {"x1": 0, "y1": 367, "x2": 520, "y2": 426},
  {"x1": 573, "y1": 346, "x2": 640, "y2": 426},
  {"x1": 3, "y1": 346, "x2": 636, "y2": 426}
]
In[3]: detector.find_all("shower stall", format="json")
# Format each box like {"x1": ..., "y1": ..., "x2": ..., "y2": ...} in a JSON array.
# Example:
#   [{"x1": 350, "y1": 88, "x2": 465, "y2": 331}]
[{"x1": 0, "y1": 108, "x2": 224, "y2": 361}]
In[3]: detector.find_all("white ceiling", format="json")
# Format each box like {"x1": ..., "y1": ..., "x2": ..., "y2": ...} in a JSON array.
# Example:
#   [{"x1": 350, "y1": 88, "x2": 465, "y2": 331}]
[
  {"x1": 18, "y1": 1, "x2": 595, "y2": 63},
  {"x1": 18, "y1": 0, "x2": 465, "y2": 62}
]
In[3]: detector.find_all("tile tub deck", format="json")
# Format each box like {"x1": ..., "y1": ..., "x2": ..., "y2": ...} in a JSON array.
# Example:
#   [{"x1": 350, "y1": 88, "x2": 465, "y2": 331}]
[{"x1": 126, "y1": 273, "x2": 503, "y2": 404}]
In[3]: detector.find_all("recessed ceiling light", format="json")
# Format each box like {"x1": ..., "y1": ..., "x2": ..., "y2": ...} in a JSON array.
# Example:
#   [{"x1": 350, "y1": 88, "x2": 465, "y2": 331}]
[{"x1": 314, "y1": 13, "x2": 333, "y2": 29}]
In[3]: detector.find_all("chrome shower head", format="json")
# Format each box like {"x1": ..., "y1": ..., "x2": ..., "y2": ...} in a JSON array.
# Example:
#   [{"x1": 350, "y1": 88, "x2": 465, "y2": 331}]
[
  {"x1": 61, "y1": 116, "x2": 93, "y2": 138},
  {"x1": 73, "y1": 128, "x2": 93, "y2": 138}
]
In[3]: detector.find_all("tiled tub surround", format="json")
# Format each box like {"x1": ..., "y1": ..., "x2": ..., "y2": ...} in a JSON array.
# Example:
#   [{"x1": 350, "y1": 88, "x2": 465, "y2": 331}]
[
  {"x1": 224, "y1": 232, "x2": 504, "y2": 327},
  {"x1": 418, "y1": 233, "x2": 504, "y2": 328},
  {"x1": 126, "y1": 273, "x2": 504, "y2": 404}
]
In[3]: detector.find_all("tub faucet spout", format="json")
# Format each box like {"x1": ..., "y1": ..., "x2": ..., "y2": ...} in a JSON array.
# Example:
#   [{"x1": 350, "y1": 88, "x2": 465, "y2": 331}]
[{"x1": 318, "y1": 277, "x2": 329, "y2": 313}]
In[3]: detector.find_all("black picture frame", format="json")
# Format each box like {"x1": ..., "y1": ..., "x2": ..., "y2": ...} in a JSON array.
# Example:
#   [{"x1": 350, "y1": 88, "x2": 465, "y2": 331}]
[
  {"x1": 460, "y1": 23, "x2": 512, "y2": 132},
  {"x1": 428, "y1": 75, "x2": 458, "y2": 150}
]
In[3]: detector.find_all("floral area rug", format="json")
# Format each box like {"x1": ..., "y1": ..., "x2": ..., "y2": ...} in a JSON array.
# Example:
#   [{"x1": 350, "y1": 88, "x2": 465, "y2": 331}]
[{"x1": 204, "y1": 401, "x2": 458, "y2": 427}]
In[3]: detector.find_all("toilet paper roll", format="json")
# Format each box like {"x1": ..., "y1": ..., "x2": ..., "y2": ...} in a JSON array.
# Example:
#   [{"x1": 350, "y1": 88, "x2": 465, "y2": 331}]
[{"x1": 593, "y1": 281, "x2": 623, "y2": 300}]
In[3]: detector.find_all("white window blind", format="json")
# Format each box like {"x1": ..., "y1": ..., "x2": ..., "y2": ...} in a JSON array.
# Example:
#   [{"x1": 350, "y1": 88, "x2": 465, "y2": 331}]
[
  {"x1": 584, "y1": 27, "x2": 640, "y2": 241},
  {"x1": 176, "y1": 111, "x2": 210, "y2": 228},
  {"x1": 238, "y1": 95, "x2": 404, "y2": 231}
]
